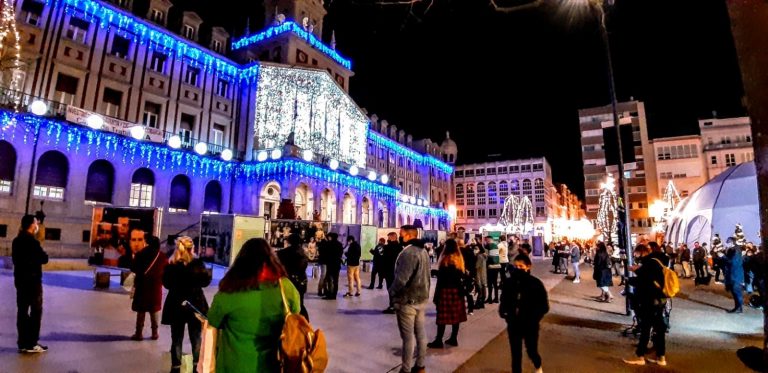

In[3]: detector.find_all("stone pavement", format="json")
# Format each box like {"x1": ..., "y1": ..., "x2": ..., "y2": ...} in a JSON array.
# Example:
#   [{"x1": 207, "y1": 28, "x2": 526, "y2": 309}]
[
  {"x1": 0, "y1": 257, "x2": 560, "y2": 373},
  {"x1": 1, "y1": 258, "x2": 761, "y2": 373},
  {"x1": 458, "y1": 262, "x2": 763, "y2": 373}
]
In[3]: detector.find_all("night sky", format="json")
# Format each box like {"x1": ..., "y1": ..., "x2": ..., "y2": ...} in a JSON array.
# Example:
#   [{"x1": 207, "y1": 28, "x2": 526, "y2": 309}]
[{"x1": 188, "y1": 0, "x2": 745, "y2": 198}]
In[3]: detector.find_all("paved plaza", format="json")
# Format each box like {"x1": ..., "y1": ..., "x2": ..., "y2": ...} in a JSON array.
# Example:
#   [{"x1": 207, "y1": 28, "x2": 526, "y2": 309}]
[{"x1": 0, "y1": 258, "x2": 762, "y2": 373}]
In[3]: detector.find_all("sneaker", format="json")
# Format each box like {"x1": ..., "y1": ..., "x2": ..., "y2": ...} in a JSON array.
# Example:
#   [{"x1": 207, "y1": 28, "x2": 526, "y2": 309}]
[
  {"x1": 623, "y1": 356, "x2": 646, "y2": 366},
  {"x1": 468, "y1": 311, "x2": 474, "y2": 316},
  {"x1": 647, "y1": 356, "x2": 667, "y2": 366},
  {"x1": 21, "y1": 345, "x2": 48, "y2": 353},
  {"x1": 573, "y1": 279, "x2": 580, "y2": 284}
]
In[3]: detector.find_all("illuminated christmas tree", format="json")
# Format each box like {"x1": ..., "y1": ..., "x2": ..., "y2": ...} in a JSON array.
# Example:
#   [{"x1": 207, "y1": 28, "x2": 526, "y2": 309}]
[
  {"x1": 0, "y1": 0, "x2": 22, "y2": 92},
  {"x1": 597, "y1": 174, "x2": 618, "y2": 241}
]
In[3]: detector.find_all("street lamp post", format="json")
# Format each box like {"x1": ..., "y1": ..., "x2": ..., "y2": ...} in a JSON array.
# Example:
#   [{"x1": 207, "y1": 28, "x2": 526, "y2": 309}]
[{"x1": 590, "y1": 0, "x2": 634, "y2": 315}]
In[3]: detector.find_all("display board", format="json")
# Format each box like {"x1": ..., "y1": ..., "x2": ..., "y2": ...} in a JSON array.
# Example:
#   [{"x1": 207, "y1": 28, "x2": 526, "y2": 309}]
[
  {"x1": 360, "y1": 225, "x2": 378, "y2": 261},
  {"x1": 201, "y1": 214, "x2": 267, "y2": 266},
  {"x1": 90, "y1": 207, "x2": 161, "y2": 267}
]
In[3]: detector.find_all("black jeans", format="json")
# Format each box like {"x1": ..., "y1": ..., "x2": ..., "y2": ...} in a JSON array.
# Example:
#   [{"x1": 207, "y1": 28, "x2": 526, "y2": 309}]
[
  {"x1": 324, "y1": 268, "x2": 340, "y2": 296},
  {"x1": 507, "y1": 322, "x2": 541, "y2": 373},
  {"x1": 487, "y1": 268, "x2": 500, "y2": 301},
  {"x1": 636, "y1": 302, "x2": 667, "y2": 357},
  {"x1": 368, "y1": 264, "x2": 383, "y2": 288},
  {"x1": 694, "y1": 261, "x2": 706, "y2": 279},
  {"x1": 170, "y1": 320, "x2": 202, "y2": 369},
  {"x1": 16, "y1": 283, "x2": 43, "y2": 349}
]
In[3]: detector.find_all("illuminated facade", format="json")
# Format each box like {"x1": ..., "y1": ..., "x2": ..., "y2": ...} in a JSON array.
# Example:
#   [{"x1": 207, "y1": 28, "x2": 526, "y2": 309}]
[{"x1": 0, "y1": 0, "x2": 454, "y2": 255}]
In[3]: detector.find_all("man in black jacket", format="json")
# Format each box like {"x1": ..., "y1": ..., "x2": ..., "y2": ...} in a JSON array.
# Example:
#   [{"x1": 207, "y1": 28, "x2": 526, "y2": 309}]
[
  {"x1": 499, "y1": 254, "x2": 548, "y2": 373},
  {"x1": 13, "y1": 215, "x2": 49, "y2": 353},
  {"x1": 322, "y1": 233, "x2": 344, "y2": 299},
  {"x1": 381, "y1": 232, "x2": 403, "y2": 313},
  {"x1": 344, "y1": 235, "x2": 362, "y2": 297},
  {"x1": 624, "y1": 244, "x2": 668, "y2": 367},
  {"x1": 277, "y1": 234, "x2": 309, "y2": 318},
  {"x1": 368, "y1": 238, "x2": 386, "y2": 289}
]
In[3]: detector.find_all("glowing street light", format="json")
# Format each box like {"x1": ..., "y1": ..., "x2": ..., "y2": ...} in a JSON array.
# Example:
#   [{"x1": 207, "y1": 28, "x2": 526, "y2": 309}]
[
  {"x1": 220, "y1": 149, "x2": 233, "y2": 161},
  {"x1": 29, "y1": 100, "x2": 48, "y2": 116}
]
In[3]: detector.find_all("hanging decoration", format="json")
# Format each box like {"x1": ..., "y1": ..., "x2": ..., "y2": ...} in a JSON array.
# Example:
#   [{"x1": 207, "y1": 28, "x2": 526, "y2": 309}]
[
  {"x1": 492, "y1": 194, "x2": 534, "y2": 234},
  {"x1": 0, "y1": 0, "x2": 22, "y2": 94},
  {"x1": 254, "y1": 65, "x2": 367, "y2": 168},
  {"x1": 597, "y1": 174, "x2": 618, "y2": 241}
]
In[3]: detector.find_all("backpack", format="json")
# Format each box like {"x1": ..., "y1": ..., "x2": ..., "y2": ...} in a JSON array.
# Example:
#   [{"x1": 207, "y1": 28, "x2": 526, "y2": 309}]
[
  {"x1": 278, "y1": 280, "x2": 328, "y2": 373},
  {"x1": 651, "y1": 258, "x2": 679, "y2": 298}
]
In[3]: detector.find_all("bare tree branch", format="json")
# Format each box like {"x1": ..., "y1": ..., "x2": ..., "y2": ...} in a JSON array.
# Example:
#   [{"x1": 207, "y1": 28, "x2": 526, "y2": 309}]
[{"x1": 489, "y1": 0, "x2": 543, "y2": 13}]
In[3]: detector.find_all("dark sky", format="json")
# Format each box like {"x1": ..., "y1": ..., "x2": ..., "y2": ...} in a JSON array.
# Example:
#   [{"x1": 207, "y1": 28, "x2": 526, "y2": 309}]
[{"x1": 190, "y1": 0, "x2": 745, "y2": 198}]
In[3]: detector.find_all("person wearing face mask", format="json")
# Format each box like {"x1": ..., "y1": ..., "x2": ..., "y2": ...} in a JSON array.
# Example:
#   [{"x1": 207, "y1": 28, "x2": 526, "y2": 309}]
[
  {"x1": 13, "y1": 215, "x2": 49, "y2": 353},
  {"x1": 499, "y1": 254, "x2": 549, "y2": 373}
]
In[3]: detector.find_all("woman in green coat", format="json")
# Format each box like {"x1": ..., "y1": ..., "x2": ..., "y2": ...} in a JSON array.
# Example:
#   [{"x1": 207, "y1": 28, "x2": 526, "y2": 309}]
[{"x1": 208, "y1": 238, "x2": 301, "y2": 373}]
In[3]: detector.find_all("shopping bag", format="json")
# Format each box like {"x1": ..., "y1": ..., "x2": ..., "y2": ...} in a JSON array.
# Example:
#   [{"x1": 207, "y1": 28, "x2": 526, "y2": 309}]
[{"x1": 197, "y1": 319, "x2": 218, "y2": 373}]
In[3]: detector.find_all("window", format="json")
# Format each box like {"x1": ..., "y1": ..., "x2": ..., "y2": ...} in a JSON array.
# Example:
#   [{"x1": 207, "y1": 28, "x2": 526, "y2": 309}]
[
  {"x1": 711, "y1": 155, "x2": 718, "y2": 165},
  {"x1": 660, "y1": 172, "x2": 673, "y2": 179},
  {"x1": 486, "y1": 167, "x2": 496, "y2": 176},
  {"x1": 85, "y1": 160, "x2": 114, "y2": 204},
  {"x1": 534, "y1": 178, "x2": 545, "y2": 203},
  {"x1": 212, "y1": 40, "x2": 223, "y2": 54},
  {"x1": 150, "y1": 9, "x2": 164, "y2": 24},
  {"x1": 66, "y1": 17, "x2": 90, "y2": 43},
  {"x1": 211, "y1": 124, "x2": 225, "y2": 147},
  {"x1": 498, "y1": 166, "x2": 508, "y2": 174},
  {"x1": 456, "y1": 210, "x2": 464, "y2": 218},
  {"x1": 521, "y1": 164, "x2": 532, "y2": 172},
  {"x1": 22, "y1": 0, "x2": 44, "y2": 27},
  {"x1": 466, "y1": 184, "x2": 475, "y2": 205},
  {"x1": 465, "y1": 169, "x2": 474, "y2": 177},
  {"x1": 179, "y1": 114, "x2": 196, "y2": 146},
  {"x1": 477, "y1": 183, "x2": 486, "y2": 205},
  {"x1": 34, "y1": 151, "x2": 68, "y2": 200},
  {"x1": 82, "y1": 230, "x2": 90, "y2": 243},
  {"x1": 478, "y1": 209, "x2": 486, "y2": 218},
  {"x1": 204, "y1": 181, "x2": 223, "y2": 213},
  {"x1": 184, "y1": 66, "x2": 200, "y2": 86},
  {"x1": 533, "y1": 163, "x2": 543, "y2": 171},
  {"x1": 182, "y1": 24, "x2": 196, "y2": 40},
  {"x1": 0, "y1": 224, "x2": 6, "y2": 238},
  {"x1": 129, "y1": 168, "x2": 154, "y2": 207},
  {"x1": 455, "y1": 184, "x2": 464, "y2": 206},
  {"x1": 510, "y1": 165, "x2": 519, "y2": 173},
  {"x1": 150, "y1": 52, "x2": 167, "y2": 73},
  {"x1": 455, "y1": 170, "x2": 464, "y2": 178},
  {"x1": 489, "y1": 209, "x2": 497, "y2": 218},
  {"x1": 498, "y1": 181, "x2": 509, "y2": 203},
  {"x1": 466, "y1": 209, "x2": 475, "y2": 218},
  {"x1": 536, "y1": 207, "x2": 545, "y2": 217},
  {"x1": 0, "y1": 141, "x2": 16, "y2": 193},
  {"x1": 45, "y1": 228, "x2": 61, "y2": 241},
  {"x1": 725, "y1": 153, "x2": 736, "y2": 167},
  {"x1": 216, "y1": 79, "x2": 229, "y2": 97},
  {"x1": 522, "y1": 179, "x2": 532, "y2": 196},
  {"x1": 487, "y1": 182, "x2": 497, "y2": 205},
  {"x1": 110, "y1": 35, "x2": 130, "y2": 58},
  {"x1": 102, "y1": 88, "x2": 122, "y2": 117},
  {"x1": 476, "y1": 168, "x2": 485, "y2": 176},
  {"x1": 54, "y1": 73, "x2": 78, "y2": 105},
  {"x1": 586, "y1": 189, "x2": 599, "y2": 197},
  {"x1": 169, "y1": 175, "x2": 191, "y2": 212},
  {"x1": 142, "y1": 102, "x2": 161, "y2": 128}
]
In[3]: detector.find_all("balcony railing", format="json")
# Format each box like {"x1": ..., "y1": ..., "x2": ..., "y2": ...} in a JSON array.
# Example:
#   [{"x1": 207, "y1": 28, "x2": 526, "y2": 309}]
[{"x1": 0, "y1": 85, "x2": 243, "y2": 160}]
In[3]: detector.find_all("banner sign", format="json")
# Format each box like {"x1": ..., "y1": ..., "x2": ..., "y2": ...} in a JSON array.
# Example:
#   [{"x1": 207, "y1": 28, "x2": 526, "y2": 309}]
[{"x1": 66, "y1": 106, "x2": 165, "y2": 143}]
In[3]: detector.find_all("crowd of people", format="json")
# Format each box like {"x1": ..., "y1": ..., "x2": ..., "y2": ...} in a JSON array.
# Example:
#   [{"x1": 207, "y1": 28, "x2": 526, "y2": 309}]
[{"x1": 12, "y1": 210, "x2": 762, "y2": 372}]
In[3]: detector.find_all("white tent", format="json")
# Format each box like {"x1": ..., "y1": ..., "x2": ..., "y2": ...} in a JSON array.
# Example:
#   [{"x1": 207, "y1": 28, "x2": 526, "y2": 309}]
[{"x1": 666, "y1": 161, "x2": 760, "y2": 246}]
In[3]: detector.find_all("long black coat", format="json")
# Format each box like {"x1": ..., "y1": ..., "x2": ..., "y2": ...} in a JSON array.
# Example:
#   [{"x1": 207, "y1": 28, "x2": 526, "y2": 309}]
[
  {"x1": 161, "y1": 259, "x2": 212, "y2": 325},
  {"x1": 592, "y1": 251, "x2": 613, "y2": 288}
]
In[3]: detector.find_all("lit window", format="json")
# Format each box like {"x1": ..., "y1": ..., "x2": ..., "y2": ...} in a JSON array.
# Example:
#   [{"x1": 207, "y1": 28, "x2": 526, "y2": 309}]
[
  {"x1": 129, "y1": 183, "x2": 152, "y2": 207},
  {"x1": 33, "y1": 185, "x2": 64, "y2": 200},
  {"x1": 0, "y1": 180, "x2": 11, "y2": 193},
  {"x1": 66, "y1": 17, "x2": 89, "y2": 43}
]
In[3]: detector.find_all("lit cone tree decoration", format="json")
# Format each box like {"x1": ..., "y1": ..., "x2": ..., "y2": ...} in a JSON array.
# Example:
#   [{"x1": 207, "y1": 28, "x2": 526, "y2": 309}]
[
  {"x1": 597, "y1": 174, "x2": 618, "y2": 241},
  {"x1": 656, "y1": 180, "x2": 682, "y2": 232},
  {"x1": 499, "y1": 194, "x2": 534, "y2": 234},
  {"x1": 0, "y1": 0, "x2": 22, "y2": 92}
]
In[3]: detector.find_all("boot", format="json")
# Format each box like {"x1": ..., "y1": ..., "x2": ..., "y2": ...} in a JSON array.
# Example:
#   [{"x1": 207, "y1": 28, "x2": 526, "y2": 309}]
[
  {"x1": 151, "y1": 327, "x2": 159, "y2": 340},
  {"x1": 131, "y1": 313, "x2": 144, "y2": 341},
  {"x1": 130, "y1": 332, "x2": 143, "y2": 341}
]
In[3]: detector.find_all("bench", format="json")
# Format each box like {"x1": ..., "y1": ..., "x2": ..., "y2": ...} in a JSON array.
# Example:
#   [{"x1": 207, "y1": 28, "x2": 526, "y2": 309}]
[{"x1": 90, "y1": 265, "x2": 131, "y2": 289}]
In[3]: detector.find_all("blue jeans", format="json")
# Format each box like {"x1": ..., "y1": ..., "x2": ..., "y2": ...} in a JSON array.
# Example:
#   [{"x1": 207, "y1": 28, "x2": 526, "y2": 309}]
[
  {"x1": 395, "y1": 302, "x2": 427, "y2": 372},
  {"x1": 571, "y1": 261, "x2": 580, "y2": 279},
  {"x1": 170, "y1": 320, "x2": 202, "y2": 369},
  {"x1": 731, "y1": 283, "x2": 744, "y2": 310}
]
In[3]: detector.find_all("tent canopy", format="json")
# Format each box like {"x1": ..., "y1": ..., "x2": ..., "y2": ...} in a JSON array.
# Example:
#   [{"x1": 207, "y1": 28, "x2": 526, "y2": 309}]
[{"x1": 666, "y1": 162, "x2": 760, "y2": 246}]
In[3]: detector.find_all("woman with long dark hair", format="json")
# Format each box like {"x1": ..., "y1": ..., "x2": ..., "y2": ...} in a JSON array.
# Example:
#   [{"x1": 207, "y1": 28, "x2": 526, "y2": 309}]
[
  {"x1": 592, "y1": 242, "x2": 614, "y2": 302},
  {"x1": 428, "y1": 239, "x2": 467, "y2": 348},
  {"x1": 207, "y1": 238, "x2": 301, "y2": 372}
]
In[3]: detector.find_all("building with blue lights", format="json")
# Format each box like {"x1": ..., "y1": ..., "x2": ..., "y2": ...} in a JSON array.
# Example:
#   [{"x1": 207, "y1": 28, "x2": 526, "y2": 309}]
[{"x1": 0, "y1": 0, "x2": 456, "y2": 255}]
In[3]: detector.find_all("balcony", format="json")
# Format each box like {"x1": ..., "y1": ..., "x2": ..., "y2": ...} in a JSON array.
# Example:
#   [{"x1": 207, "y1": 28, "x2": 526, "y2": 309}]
[
  {"x1": 0, "y1": 85, "x2": 244, "y2": 160},
  {"x1": 703, "y1": 141, "x2": 752, "y2": 152}
]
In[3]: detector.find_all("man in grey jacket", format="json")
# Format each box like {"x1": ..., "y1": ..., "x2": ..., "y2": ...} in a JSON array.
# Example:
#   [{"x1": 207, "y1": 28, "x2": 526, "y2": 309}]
[{"x1": 389, "y1": 225, "x2": 430, "y2": 373}]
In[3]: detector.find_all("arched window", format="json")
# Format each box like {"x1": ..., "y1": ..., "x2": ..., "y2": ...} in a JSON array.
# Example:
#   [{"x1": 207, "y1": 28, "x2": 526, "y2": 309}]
[
  {"x1": 203, "y1": 180, "x2": 222, "y2": 213},
  {"x1": 534, "y1": 178, "x2": 545, "y2": 203},
  {"x1": 0, "y1": 140, "x2": 16, "y2": 193},
  {"x1": 498, "y1": 181, "x2": 509, "y2": 203},
  {"x1": 130, "y1": 168, "x2": 154, "y2": 207},
  {"x1": 34, "y1": 151, "x2": 68, "y2": 200},
  {"x1": 487, "y1": 182, "x2": 497, "y2": 205},
  {"x1": 169, "y1": 175, "x2": 191, "y2": 212},
  {"x1": 477, "y1": 182, "x2": 486, "y2": 205},
  {"x1": 85, "y1": 160, "x2": 114, "y2": 203},
  {"x1": 466, "y1": 184, "x2": 475, "y2": 206},
  {"x1": 455, "y1": 184, "x2": 464, "y2": 205},
  {"x1": 522, "y1": 179, "x2": 532, "y2": 201}
]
